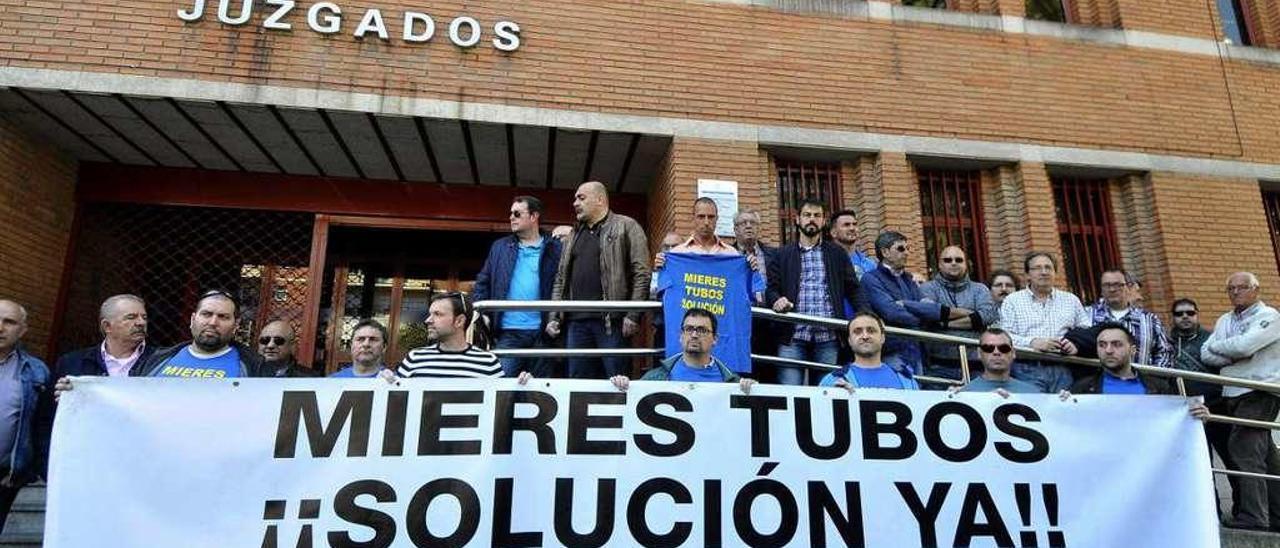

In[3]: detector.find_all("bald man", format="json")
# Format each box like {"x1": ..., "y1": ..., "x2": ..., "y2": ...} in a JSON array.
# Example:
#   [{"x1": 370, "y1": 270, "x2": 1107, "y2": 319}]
[
  {"x1": 548, "y1": 181, "x2": 651, "y2": 379},
  {"x1": 258, "y1": 320, "x2": 319, "y2": 377},
  {"x1": 0, "y1": 299, "x2": 51, "y2": 534}
]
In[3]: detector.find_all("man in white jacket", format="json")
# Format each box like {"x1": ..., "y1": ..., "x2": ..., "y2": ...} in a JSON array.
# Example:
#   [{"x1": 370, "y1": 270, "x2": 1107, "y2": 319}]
[{"x1": 1202, "y1": 272, "x2": 1280, "y2": 531}]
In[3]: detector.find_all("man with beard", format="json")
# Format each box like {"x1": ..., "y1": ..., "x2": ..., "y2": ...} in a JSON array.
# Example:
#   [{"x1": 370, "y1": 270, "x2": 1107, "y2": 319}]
[
  {"x1": 329, "y1": 319, "x2": 390, "y2": 378},
  {"x1": 547, "y1": 181, "x2": 650, "y2": 379},
  {"x1": 828, "y1": 209, "x2": 877, "y2": 281},
  {"x1": 919, "y1": 246, "x2": 998, "y2": 381},
  {"x1": 819, "y1": 312, "x2": 919, "y2": 391},
  {"x1": 609, "y1": 308, "x2": 756, "y2": 393},
  {"x1": 132, "y1": 290, "x2": 269, "y2": 378},
  {"x1": 53, "y1": 294, "x2": 155, "y2": 381},
  {"x1": 400, "y1": 293, "x2": 532, "y2": 383},
  {"x1": 765, "y1": 199, "x2": 860, "y2": 385},
  {"x1": 258, "y1": 320, "x2": 318, "y2": 377}
]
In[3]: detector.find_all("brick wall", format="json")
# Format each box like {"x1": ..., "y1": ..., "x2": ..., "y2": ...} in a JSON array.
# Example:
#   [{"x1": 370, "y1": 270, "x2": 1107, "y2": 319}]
[
  {"x1": 1149, "y1": 172, "x2": 1280, "y2": 320},
  {"x1": 2, "y1": 1, "x2": 1279, "y2": 164},
  {"x1": 1111, "y1": 173, "x2": 1174, "y2": 317},
  {"x1": 0, "y1": 118, "x2": 76, "y2": 359},
  {"x1": 646, "y1": 138, "x2": 769, "y2": 252}
]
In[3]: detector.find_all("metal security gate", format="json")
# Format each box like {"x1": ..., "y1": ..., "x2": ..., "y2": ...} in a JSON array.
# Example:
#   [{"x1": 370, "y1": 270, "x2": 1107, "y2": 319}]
[
  {"x1": 775, "y1": 159, "x2": 842, "y2": 245},
  {"x1": 917, "y1": 169, "x2": 989, "y2": 282},
  {"x1": 1051, "y1": 177, "x2": 1121, "y2": 303},
  {"x1": 55, "y1": 203, "x2": 314, "y2": 356}
]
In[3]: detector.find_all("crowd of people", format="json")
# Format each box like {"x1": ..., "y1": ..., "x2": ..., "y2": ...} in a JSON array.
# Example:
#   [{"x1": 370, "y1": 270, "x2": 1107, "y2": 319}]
[{"x1": 0, "y1": 180, "x2": 1277, "y2": 532}]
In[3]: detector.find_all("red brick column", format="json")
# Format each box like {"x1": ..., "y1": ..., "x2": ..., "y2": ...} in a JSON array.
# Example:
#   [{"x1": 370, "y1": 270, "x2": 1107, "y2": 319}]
[{"x1": 0, "y1": 118, "x2": 77, "y2": 358}]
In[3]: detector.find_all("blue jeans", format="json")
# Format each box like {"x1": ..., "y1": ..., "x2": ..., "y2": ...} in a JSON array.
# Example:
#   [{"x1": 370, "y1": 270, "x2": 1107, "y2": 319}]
[
  {"x1": 1011, "y1": 361, "x2": 1072, "y2": 393},
  {"x1": 495, "y1": 329, "x2": 545, "y2": 378},
  {"x1": 776, "y1": 339, "x2": 839, "y2": 386},
  {"x1": 566, "y1": 319, "x2": 630, "y2": 379}
]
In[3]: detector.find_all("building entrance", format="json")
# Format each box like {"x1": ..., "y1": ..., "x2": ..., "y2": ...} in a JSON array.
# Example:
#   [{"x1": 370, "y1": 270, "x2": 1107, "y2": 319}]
[{"x1": 314, "y1": 226, "x2": 495, "y2": 374}]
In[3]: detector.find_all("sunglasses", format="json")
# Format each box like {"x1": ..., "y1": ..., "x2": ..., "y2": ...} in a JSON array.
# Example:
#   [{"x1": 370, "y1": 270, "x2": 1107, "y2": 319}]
[
  {"x1": 259, "y1": 336, "x2": 288, "y2": 346},
  {"x1": 940, "y1": 257, "x2": 964, "y2": 264},
  {"x1": 893, "y1": 245, "x2": 908, "y2": 253},
  {"x1": 979, "y1": 343, "x2": 1012, "y2": 354},
  {"x1": 1172, "y1": 310, "x2": 1197, "y2": 317},
  {"x1": 509, "y1": 210, "x2": 527, "y2": 218}
]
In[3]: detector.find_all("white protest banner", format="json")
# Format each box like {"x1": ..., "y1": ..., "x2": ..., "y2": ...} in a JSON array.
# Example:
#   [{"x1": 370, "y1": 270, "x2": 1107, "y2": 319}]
[{"x1": 47, "y1": 378, "x2": 1218, "y2": 547}]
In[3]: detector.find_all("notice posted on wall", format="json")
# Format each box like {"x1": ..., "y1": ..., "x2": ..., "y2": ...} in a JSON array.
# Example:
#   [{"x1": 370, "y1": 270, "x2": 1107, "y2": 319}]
[{"x1": 697, "y1": 179, "x2": 739, "y2": 237}]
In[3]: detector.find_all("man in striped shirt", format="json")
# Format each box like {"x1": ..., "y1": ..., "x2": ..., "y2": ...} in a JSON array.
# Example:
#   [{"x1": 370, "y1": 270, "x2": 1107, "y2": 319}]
[{"x1": 400, "y1": 293, "x2": 530, "y2": 382}]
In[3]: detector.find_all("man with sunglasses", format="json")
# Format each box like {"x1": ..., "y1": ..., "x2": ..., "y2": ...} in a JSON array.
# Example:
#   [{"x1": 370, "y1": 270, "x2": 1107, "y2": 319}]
[
  {"x1": 131, "y1": 290, "x2": 270, "y2": 378},
  {"x1": 960, "y1": 328, "x2": 1038, "y2": 394},
  {"x1": 920, "y1": 245, "x2": 998, "y2": 382},
  {"x1": 1200, "y1": 272, "x2": 1280, "y2": 532},
  {"x1": 258, "y1": 320, "x2": 318, "y2": 377},
  {"x1": 1086, "y1": 269, "x2": 1172, "y2": 368},
  {"x1": 610, "y1": 308, "x2": 755, "y2": 392},
  {"x1": 1170, "y1": 297, "x2": 1237, "y2": 522},
  {"x1": 857, "y1": 232, "x2": 973, "y2": 376},
  {"x1": 473, "y1": 195, "x2": 563, "y2": 378}
]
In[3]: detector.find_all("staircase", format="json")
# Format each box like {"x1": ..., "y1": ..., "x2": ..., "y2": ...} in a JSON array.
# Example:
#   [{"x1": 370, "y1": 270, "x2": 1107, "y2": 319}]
[{"x1": 0, "y1": 483, "x2": 42, "y2": 547}]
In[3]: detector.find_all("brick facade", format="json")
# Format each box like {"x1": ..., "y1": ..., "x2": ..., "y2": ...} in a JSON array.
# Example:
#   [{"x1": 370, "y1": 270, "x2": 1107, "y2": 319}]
[{"x1": 0, "y1": 117, "x2": 76, "y2": 358}]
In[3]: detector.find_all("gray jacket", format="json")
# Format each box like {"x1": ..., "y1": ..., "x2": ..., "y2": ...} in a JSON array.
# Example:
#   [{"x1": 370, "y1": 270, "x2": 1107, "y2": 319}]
[
  {"x1": 550, "y1": 212, "x2": 651, "y2": 327},
  {"x1": 918, "y1": 275, "x2": 998, "y2": 362}
]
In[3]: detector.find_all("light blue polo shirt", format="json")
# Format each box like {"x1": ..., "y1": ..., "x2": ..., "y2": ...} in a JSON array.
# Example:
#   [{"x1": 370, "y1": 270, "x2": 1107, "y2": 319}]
[{"x1": 503, "y1": 238, "x2": 544, "y2": 330}]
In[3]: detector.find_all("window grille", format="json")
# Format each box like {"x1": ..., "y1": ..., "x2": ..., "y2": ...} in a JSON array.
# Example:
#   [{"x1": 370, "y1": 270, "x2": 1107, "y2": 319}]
[
  {"x1": 917, "y1": 169, "x2": 990, "y2": 282},
  {"x1": 1051, "y1": 177, "x2": 1121, "y2": 303},
  {"x1": 775, "y1": 159, "x2": 842, "y2": 245}
]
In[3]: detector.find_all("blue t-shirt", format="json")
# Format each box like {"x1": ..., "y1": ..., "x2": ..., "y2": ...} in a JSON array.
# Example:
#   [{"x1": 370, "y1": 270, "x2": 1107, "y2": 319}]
[
  {"x1": 329, "y1": 366, "x2": 383, "y2": 378},
  {"x1": 819, "y1": 364, "x2": 910, "y2": 389},
  {"x1": 668, "y1": 358, "x2": 725, "y2": 383},
  {"x1": 503, "y1": 238, "x2": 544, "y2": 330},
  {"x1": 151, "y1": 346, "x2": 241, "y2": 378},
  {"x1": 1102, "y1": 372, "x2": 1147, "y2": 395},
  {"x1": 961, "y1": 377, "x2": 1042, "y2": 394}
]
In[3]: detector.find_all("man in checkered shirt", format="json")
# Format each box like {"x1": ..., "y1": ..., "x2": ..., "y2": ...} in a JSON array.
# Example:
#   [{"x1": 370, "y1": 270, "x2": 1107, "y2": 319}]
[{"x1": 998, "y1": 252, "x2": 1091, "y2": 392}]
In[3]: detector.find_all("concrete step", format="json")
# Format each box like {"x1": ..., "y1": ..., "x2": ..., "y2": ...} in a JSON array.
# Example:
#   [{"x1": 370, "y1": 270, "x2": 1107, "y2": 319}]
[
  {"x1": 0, "y1": 484, "x2": 43, "y2": 547},
  {"x1": 1222, "y1": 526, "x2": 1280, "y2": 548}
]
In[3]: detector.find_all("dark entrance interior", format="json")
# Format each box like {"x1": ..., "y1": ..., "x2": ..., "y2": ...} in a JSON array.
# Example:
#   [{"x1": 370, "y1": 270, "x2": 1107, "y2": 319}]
[{"x1": 314, "y1": 226, "x2": 494, "y2": 373}]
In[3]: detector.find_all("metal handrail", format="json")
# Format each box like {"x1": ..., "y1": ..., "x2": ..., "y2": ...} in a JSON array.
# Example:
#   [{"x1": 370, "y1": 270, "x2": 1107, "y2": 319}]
[
  {"x1": 477, "y1": 299, "x2": 1280, "y2": 480},
  {"x1": 476, "y1": 299, "x2": 1280, "y2": 397}
]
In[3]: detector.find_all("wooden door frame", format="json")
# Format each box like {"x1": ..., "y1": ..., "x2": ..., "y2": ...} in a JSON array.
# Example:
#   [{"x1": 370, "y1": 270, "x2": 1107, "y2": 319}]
[{"x1": 297, "y1": 214, "x2": 507, "y2": 366}]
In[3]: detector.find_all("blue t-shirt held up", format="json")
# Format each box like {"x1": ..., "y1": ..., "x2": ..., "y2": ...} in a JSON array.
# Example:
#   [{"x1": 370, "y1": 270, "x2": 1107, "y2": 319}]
[
  {"x1": 657, "y1": 253, "x2": 753, "y2": 373},
  {"x1": 151, "y1": 346, "x2": 241, "y2": 378}
]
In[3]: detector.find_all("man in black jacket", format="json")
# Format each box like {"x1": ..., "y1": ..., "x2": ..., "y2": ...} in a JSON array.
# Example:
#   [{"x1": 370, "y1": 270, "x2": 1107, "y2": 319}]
[
  {"x1": 765, "y1": 199, "x2": 859, "y2": 385},
  {"x1": 53, "y1": 294, "x2": 155, "y2": 380},
  {"x1": 258, "y1": 320, "x2": 318, "y2": 377},
  {"x1": 1068, "y1": 323, "x2": 1210, "y2": 416},
  {"x1": 130, "y1": 290, "x2": 269, "y2": 378}
]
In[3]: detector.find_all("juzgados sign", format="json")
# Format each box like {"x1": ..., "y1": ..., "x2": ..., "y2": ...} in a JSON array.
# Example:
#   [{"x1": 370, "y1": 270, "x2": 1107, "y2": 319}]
[{"x1": 178, "y1": 0, "x2": 522, "y2": 52}]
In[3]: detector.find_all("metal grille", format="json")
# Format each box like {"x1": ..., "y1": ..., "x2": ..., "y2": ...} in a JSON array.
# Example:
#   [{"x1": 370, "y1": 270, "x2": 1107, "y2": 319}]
[
  {"x1": 1262, "y1": 189, "x2": 1280, "y2": 276},
  {"x1": 918, "y1": 169, "x2": 989, "y2": 282},
  {"x1": 1026, "y1": 0, "x2": 1073, "y2": 22},
  {"x1": 56, "y1": 203, "x2": 314, "y2": 355},
  {"x1": 1051, "y1": 177, "x2": 1121, "y2": 304},
  {"x1": 775, "y1": 159, "x2": 842, "y2": 244}
]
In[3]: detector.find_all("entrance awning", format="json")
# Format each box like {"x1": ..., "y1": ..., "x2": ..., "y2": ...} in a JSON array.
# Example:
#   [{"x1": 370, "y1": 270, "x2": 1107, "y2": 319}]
[{"x1": 0, "y1": 87, "x2": 669, "y2": 193}]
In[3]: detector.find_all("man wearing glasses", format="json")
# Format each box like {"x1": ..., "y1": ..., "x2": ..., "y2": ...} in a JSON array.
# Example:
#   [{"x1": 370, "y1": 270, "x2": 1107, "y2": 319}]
[
  {"x1": 958, "y1": 328, "x2": 1038, "y2": 394},
  {"x1": 473, "y1": 196, "x2": 562, "y2": 378},
  {"x1": 919, "y1": 245, "x2": 998, "y2": 383},
  {"x1": 857, "y1": 232, "x2": 972, "y2": 376},
  {"x1": 610, "y1": 308, "x2": 755, "y2": 392},
  {"x1": 131, "y1": 290, "x2": 270, "y2": 378},
  {"x1": 998, "y1": 252, "x2": 1090, "y2": 393},
  {"x1": 1086, "y1": 269, "x2": 1172, "y2": 368},
  {"x1": 258, "y1": 320, "x2": 318, "y2": 377},
  {"x1": 1200, "y1": 272, "x2": 1280, "y2": 532}
]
